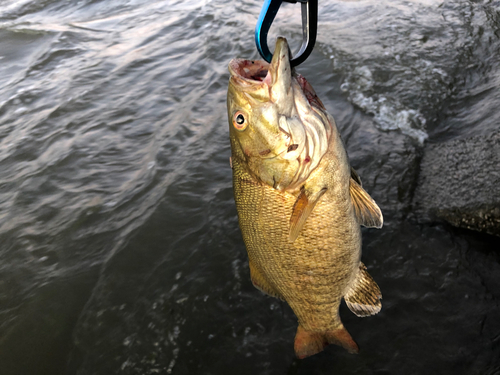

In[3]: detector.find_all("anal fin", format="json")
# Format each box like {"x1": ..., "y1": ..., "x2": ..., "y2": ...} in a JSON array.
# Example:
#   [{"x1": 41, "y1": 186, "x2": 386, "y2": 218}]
[
  {"x1": 289, "y1": 186, "x2": 327, "y2": 242},
  {"x1": 344, "y1": 263, "x2": 382, "y2": 317},
  {"x1": 294, "y1": 324, "x2": 359, "y2": 359},
  {"x1": 349, "y1": 177, "x2": 383, "y2": 228},
  {"x1": 249, "y1": 260, "x2": 282, "y2": 299}
]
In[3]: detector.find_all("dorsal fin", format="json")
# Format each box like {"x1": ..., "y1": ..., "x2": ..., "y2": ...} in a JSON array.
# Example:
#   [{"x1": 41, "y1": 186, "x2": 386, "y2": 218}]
[
  {"x1": 349, "y1": 177, "x2": 383, "y2": 228},
  {"x1": 344, "y1": 263, "x2": 382, "y2": 317},
  {"x1": 350, "y1": 167, "x2": 362, "y2": 186},
  {"x1": 289, "y1": 187, "x2": 327, "y2": 242}
]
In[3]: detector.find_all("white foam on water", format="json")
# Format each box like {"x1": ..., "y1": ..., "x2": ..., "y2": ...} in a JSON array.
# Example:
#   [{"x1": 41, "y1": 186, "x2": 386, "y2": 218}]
[{"x1": 342, "y1": 66, "x2": 428, "y2": 144}]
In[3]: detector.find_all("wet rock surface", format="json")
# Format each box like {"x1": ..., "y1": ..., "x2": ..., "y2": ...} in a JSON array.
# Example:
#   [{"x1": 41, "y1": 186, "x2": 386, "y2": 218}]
[{"x1": 414, "y1": 131, "x2": 500, "y2": 237}]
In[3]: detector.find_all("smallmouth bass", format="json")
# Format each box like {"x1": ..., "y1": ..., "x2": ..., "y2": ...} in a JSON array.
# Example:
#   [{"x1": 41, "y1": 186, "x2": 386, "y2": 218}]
[{"x1": 227, "y1": 37, "x2": 383, "y2": 358}]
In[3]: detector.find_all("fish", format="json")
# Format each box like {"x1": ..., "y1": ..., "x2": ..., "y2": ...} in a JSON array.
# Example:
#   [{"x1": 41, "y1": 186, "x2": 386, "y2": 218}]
[{"x1": 226, "y1": 37, "x2": 383, "y2": 359}]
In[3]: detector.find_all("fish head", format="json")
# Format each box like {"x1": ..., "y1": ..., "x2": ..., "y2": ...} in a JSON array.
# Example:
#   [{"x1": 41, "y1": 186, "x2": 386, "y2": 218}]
[{"x1": 227, "y1": 37, "x2": 332, "y2": 191}]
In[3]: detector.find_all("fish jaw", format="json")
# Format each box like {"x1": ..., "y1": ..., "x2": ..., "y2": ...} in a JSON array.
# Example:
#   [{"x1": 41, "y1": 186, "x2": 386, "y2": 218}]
[{"x1": 268, "y1": 37, "x2": 295, "y2": 116}]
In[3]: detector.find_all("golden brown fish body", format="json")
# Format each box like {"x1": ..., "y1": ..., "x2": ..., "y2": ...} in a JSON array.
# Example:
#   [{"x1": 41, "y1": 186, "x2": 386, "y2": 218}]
[{"x1": 227, "y1": 38, "x2": 383, "y2": 358}]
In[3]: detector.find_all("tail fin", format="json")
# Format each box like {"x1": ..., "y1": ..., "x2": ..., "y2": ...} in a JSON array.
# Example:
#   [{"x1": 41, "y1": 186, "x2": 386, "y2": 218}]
[{"x1": 294, "y1": 324, "x2": 359, "y2": 359}]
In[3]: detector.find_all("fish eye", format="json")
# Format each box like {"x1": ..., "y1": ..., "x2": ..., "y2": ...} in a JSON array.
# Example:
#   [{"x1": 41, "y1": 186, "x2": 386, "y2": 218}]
[{"x1": 233, "y1": 111, "x2": 247, "y2": 131}]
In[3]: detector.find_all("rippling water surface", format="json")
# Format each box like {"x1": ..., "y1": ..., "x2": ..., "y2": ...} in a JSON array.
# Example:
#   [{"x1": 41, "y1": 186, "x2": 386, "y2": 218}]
[{"x1": 0, "y1": 0, "x2": 499, "y2": 374}]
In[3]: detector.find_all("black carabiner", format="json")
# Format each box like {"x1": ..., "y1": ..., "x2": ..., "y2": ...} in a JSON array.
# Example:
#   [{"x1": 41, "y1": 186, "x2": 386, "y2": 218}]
[{"x1": 255, "y1": 0, "x2": 318, "y2": 67}]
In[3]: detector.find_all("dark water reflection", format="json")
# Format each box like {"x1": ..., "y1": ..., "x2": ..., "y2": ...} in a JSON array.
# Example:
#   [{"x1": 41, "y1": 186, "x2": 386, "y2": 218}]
[{"x1": 0, "y1": 0, "x2": 499, "y2": 374}]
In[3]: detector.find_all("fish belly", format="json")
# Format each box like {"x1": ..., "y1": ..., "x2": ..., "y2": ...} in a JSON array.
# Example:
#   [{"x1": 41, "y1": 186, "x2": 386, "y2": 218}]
[{"x1": 233, "y1": 162, "x2": 361, "y2": 332}]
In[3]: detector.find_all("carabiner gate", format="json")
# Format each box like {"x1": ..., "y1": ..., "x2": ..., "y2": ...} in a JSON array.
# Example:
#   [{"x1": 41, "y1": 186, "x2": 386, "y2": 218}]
[{"x1": 255, "y1": 0, "x2": 318, "y2": 67}]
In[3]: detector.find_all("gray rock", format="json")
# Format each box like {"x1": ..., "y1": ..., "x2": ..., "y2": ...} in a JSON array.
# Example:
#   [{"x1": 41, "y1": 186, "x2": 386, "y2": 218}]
[{"x1": 414, "y1": 131, "x2": 500, "y2": 236}]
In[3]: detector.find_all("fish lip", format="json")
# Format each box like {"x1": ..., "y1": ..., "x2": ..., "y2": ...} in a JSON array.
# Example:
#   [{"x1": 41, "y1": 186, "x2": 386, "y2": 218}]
[
  {"x1": 269, "y1": 37, "x2": 291, "y2": 85},
  {"x1": 273, "y1": 37, "x2": 288, "y2": 64}
]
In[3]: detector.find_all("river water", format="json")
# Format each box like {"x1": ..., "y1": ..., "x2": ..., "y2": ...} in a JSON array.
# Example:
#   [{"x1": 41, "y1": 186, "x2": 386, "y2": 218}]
[{"x1": 0, "y1": 0, "x2": 499, "y2": 374}]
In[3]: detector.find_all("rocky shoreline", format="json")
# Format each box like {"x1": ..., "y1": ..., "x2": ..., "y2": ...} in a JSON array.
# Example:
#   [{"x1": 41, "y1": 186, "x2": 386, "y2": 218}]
[{"x1": 413, "y1": 131, "x2": 500, "y2": 237}]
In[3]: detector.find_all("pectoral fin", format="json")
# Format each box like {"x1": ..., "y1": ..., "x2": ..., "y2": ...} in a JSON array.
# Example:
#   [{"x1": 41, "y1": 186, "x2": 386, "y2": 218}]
[
  {"x1": 344, "y1": 263, "x2": 382, "y2": 317},
  {"x1": 289, "y1": 187, "x2": 327, "y2": 242},
  {"x1": 349, "y1": 177, "x2": 383, "y2": 228}
]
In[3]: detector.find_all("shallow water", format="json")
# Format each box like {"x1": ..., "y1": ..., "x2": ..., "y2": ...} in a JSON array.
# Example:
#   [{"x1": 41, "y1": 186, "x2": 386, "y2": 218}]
[{"x1": 0, "y1": 0, "x2": 499, "y2": 374}]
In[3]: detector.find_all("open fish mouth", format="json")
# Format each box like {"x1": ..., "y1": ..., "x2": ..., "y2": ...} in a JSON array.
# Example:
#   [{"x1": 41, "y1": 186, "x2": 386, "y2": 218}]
[{"x1": 228, "y1": 59, "x2": 271, "y2": 85}]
